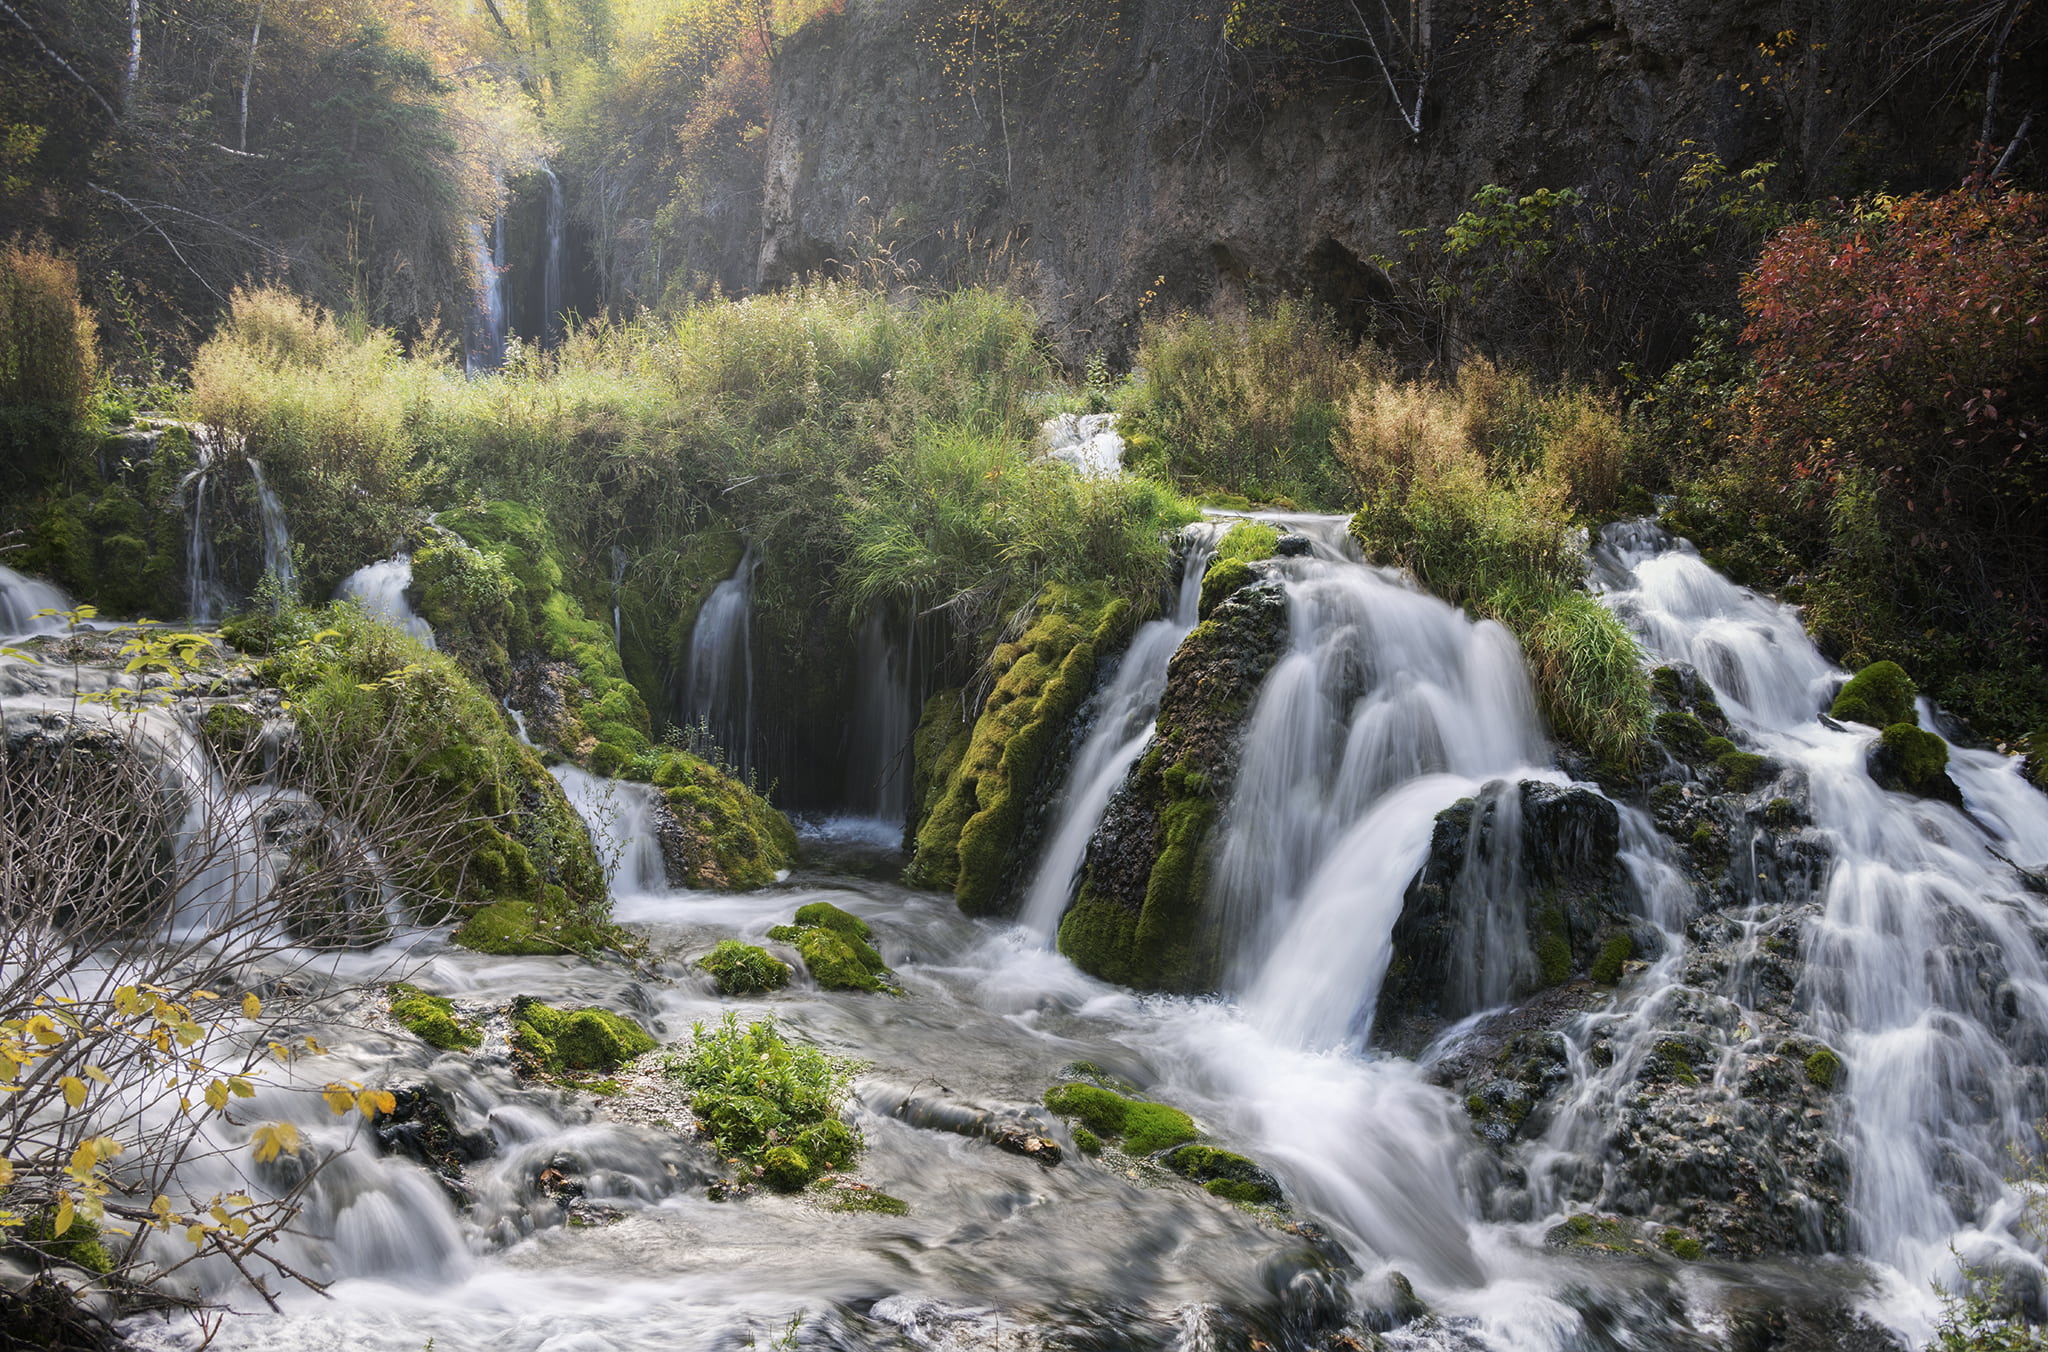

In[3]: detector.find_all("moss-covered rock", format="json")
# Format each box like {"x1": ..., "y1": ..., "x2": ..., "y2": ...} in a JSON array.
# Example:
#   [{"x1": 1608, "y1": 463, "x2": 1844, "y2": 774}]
[
  {"x1": 1869, "y1": 722, "x2": 1961, "y2": 804},
  {"x1": 633, "y1": 747, "x2": 795, "y2": 889},
  {"x1": 1162, "y1": 1144, "x2": 1283, "y2": 1204},
  {"x1": 768, "y1": 907, "x2": 894, "y2": 992},
  {"x1": 1830, "y1": 660, "x2": 1918, "y2": 729},
  {"x1": 698, "y1": 940, "x2": 792, "y2": 995},
  {"x1": 906, "y1": 587, "x2": 1131, "y2": 916},
  {"x1": 387, "y1": 982, "x2": 481, "y2": 1050},
  {"x1": 1058, "y1": 580, "x2": 1288, "y2": 990},
  {"x1": 1804, "y1": 1045, "x2": 1842, "y2": 1091},
  {"x1": 1588, "y1": 932, "x2": 1633, "y2": 984},
  {"x1": 1042, "y1": 1083, "x2": 1197, "y2": 1156},
  {"x1": 511, "y1": 998, "x2": 657, "y2": 1074}
]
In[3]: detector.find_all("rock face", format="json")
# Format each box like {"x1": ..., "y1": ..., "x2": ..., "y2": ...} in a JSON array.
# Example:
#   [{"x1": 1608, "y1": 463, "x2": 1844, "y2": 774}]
[
  {"x1": 1374, "y1": 779, "x2": 1637, "y2": 1049},
  {"x1": 752, "y1": 0, "x2": 1973, "y2": 363},
  {"x1": 1057, "y1": 580, "x2": 1287, "y2": 989}
]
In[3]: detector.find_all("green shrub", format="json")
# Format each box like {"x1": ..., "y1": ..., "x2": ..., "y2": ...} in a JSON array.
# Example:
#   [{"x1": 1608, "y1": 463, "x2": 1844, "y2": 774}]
[
  {"x1": 698, "y1": 940, "x2": 792, "y2": 995},
  {"x1": 512, "y1": 998, "x2": 656, "y2": 1074},
  {"x1": 1831, "y1": 661, "x2": 1919, "y2": 728},
  {"x1": 668, "y1": 1014, "x2": 861, "y2": 1191},
  {"x1": 0, "y1": 242, "x2": 98, "y2": 486},
  {"x1": 387, "y1": 983, "x2": 481, "y2": 1051}
]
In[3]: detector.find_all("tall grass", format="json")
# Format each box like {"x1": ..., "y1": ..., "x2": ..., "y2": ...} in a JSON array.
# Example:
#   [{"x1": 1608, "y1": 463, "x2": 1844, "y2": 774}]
[{"x1": 0, "y1": 242, "x2": 99, "y2": 485}]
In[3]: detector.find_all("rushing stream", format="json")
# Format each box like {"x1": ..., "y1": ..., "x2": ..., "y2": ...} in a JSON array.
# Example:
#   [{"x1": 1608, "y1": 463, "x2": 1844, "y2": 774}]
[{"x1": 7, "y1": 508, "x2": 2048, "y2": 1350}]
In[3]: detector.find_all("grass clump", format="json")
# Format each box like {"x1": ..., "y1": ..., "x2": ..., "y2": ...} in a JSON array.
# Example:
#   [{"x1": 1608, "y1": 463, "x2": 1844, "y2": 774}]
[
  {"x1": 511, "y1": 998, "x2": 656, "y2": 1075},
  {"x1": 668, "y1": 1013, "x2": 861, "y2": 1191},
  {"x1": 1042, "y1": 1083, "x2": 1197, "y2": 1156},
  {"x1": 387, "y1": 982, "x2": 481, "y2": 1051},
  {"x1": 1831, "y1": 661, "x2": 1919, "y2": 728},
  {"x1": 698, "y1": 940, "x2": 792, "y2": 995}
]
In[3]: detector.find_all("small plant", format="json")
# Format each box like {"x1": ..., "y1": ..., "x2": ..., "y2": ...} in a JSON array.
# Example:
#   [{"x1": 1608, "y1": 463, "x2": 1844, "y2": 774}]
[{"x1": 667, "y1": 1014, "x2": 862, "y2": 1191}]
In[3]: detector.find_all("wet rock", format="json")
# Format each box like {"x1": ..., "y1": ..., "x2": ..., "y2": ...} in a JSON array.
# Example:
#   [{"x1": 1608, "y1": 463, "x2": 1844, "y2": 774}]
[
  {"x1": 1273, "y1": 532, "x2": 1314, "y2": 557},
  {"x1": 371, "y1": 1084, "x2": 495, "y2": 1206},
  {"x1": 989, "y1": 1124, "x2": 1062, "y2": 1166}
]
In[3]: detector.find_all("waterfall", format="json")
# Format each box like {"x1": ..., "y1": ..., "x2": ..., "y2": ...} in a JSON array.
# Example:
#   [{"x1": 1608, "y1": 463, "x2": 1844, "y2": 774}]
[
  {"x1": 843, "y1": 611, "x2": 915, "y2": 827},
  {"x1": 1017, "y1": 521, "x2": 1226, "y2": 937},
  {"x1": 182, "y1": 431, "x2": 226, "y2": 622},
  {"x1": 540, "y1": 161, "x2": 565, "y2": 348},
  {"x1": 680, "y1": 542, "x2": 758, "y2": 772},
  {"x1": 465, "y1": 198, "x2": 507, "y2": 374},
  {"x1": 552, "y1": 763, "x2": 668, "y2": 897},
  {"x1": 1041, "y1": 412, "x2": 1126, "y2": 478},
  {"x1": 1593, "y1": 521, "x2": 2048, "y2": 1298},
  {"x1": 245, "y1": 458, "x2": 296, "y2": 597},
  {"x1": 0, "y1": 564, "x2": 70, "y2": 639},
  {"x1": 610, "y1": 545, "x2": 628, "y2": 655},
  {"x1": 335, "y1": 557, "x2": 436, "y2": 648}
]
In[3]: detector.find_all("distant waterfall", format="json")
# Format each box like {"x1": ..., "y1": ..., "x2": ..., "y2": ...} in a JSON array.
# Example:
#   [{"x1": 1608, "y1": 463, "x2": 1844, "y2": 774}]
[
  {"x1": 680, "y1": 543, "x2": 758, "y2": 772},
  {"x1": 1017, "y1": 521, "x2": 1226, "y2": 937},
  {"x1": 0, "y1": 564, "x2": 70, "y2": 639},
  {"x1": 844, "y1": 611, "x2": 915, "y2": 826},
  {"x1": 246, "y1": 458, "x2": 295, "y2": 597},
  {"x1": 465, "y1": 198, "x2": 507, "y2": 374},
  {"x1": 335, "y1": 557, "x2": 436, "y2": 648},
  {"x1": 540, "y1": 161, "x2": 565, "y2": 348},
  {"x1": 182, "y1": 430, "x2": 226, "y2": 622}
]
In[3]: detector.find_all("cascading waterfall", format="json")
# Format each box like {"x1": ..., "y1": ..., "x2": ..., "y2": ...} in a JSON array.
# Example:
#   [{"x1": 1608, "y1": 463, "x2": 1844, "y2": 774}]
[
  {"x1": 335, "y1": 557, "x2": 437, "y2": 648},
  {"x1": 610, "y1": 544, "x2": 628, "y2": 655},
  {"x1": 540, "y1": 161, "x2": 565, "y2": 348},
  {"x1": 182, "y1": 430, "x2": 227, "y2": 622},
  {"x1": 1041, "y1": 411, "x2": 1126, "y2": 478},
  {"x1": 465, "y1": 192, "x2": 507, "y2": 374},
  {"x1": 1017, "y1": 520, "x2": 1226, "y2": 937},
  {"x1": 245, "y1": 458, "x2": 296, "y2": 596},
  {"x1": 680, "y1": 542, "x2": 758, "y2": 773},
  {"x1": 1592, "y1": 522, "x2": 2048, "y2": 1310},
  {"x1": 843, "y1": 611, "x2": 915, "y2": 827},
  {"x1": 553, "y1": 762, "x2": 670, "y2": 897},
  {"x1": 0, "y1": 562, "x2": 70, "y2": 637}
]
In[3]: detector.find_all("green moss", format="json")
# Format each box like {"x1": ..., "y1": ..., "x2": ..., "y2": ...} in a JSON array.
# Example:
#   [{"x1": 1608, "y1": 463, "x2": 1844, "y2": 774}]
[
  {"x1": 1654, "y1": 1038, "x2": 1701, "y2": 1087},
  {"x1": 793, "y1": 902, "x2": 870, "y2": 942},
  {"x1": 1831, "y1": 660, "x2": 1919, "y2": 728},
  {"x1": 762, "y1": 1145, "x2": 812, "y2": 1192},
  {"x1": 636, "y1": 747, "x2": 794, "y2": 889},
  {"x1": 825, "y1": 1187, "x2": 909, "y2": 1215},
  {"x1": 697, "y1": 940, "x2": 792, "y2": 995},
  {"x1": 1535, "y1": 908, "x2": 1573, "y2": 987},
  {"x1": 1163, "y1": 1144, "x2": 1282, "y2": 1204},
  {"x1": 1650, "y1": 666, "x2": 1684, "y2": 704},
  {"x1": 1657, "y1": 1229, "x2": 1707, "y2": 1260},
  {"x1": 21, "y1": 1210, "x2": 112, "y2": 1274},
  {"x1": 1213, "y1": 520, "x2": 1282, "y2": 564},
  {"x1": 1588, "y1": 932, "x2": 1633, "y2": 985},
  {"x1": 1716, "y1": 749, "x2": 1772, "y2": 792},
  {"x1": 1879, "y1": 722, "x2": 1949, "y2": 791},
  {"x1": 199, "y1": 704, "x2": 265, "y2": 761},
  {"x1": 1043, "y1": 1083, "x2": 1197, "y2": 1156},
  {"x1": 1546, "y1": 1212, "x2": 1642, "y2": 1253},
  {"x1": 1072, "y1": 1126, "x2": 1102, "y2": 1155},
  {"x1": 1805, "y1": 1046, "x2": 1842, "y2": 1090},
  {"x1": 511, "y1": 998, "x2": 657, "y2": 1074},
  {"x1": 1198, "y1": 557, "x2": 1257, "y2": 618},
  {"x1": 1654, "y1": 710, "x2": 1711, "y2": 760},
  {"x1": 387, "y1": 982, "x2": 481, "y2": 1051},
  {"x1": 453, "y1": 900, "x2": 565, "y2": 955},
  {"x1": 769, "y1": 914, "x2": 892, "y2": 992},
  {"x1": 907, "y1": 589, "x2": 1129, "y2": 914},
  {"x1": 1764, "y1": 796, "x2": 1800, "y2": 826}
]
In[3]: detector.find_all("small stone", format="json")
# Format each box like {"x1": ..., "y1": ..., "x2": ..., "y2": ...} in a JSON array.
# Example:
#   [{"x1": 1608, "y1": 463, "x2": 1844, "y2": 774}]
[{"x1": 990, "y1": 1124, "x2": 1062, "y2": 1166}]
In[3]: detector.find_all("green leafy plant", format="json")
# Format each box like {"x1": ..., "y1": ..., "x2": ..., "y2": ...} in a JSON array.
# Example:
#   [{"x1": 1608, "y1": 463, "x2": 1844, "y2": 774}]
[{"x1": 667, "y1": 1014, "x2": 862, "y2": 1191}]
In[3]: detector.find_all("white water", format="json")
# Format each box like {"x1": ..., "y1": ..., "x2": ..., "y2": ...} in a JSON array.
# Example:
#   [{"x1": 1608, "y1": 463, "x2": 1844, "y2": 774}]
[
  {"x1": 246, "y1": 457, "x2": 296, "y2": 596},
  {"x1": 0, "y1": 562, "x2": 70, "y2": 638},
  {"x1": 552, "y1": 762, "x2": 670, "y2": 897},
  {"x1": 335, "y1": 556, "x2": 437, "y2": 648},
  {"x1": 541, "y1": 161, "x2": 566, "y2": 347},
  {"x1": 1042, "y1": 411, "x2": 1126, "y2": 478},
  {"x1": 1595, "y1": 521, "x2": 2048, "y2": 1331},
  {"x1": 182, "y1": 430, "x2": 226, "y2": 622},
  {"x1": 680, "y1": 542, "x2": 758, "y2": 772},
  {"x1": 1018, "y1": 521, "x2": 1226, "y2": 937},
  {"x1": 466, "y1": 194, "x2": 507, "y2": 374}
]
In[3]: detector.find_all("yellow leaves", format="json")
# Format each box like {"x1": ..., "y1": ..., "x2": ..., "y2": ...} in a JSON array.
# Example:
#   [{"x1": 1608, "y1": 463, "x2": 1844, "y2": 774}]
[
  {"x1": 357, "y1": 1089, "x2": 396, "y2": 1120},
  {"x1": 60, "y1": 1075, "x2": 87, "y2": 1108},
  {"x1": 82, "y1": 1064, "x2": 110, "y2": 1085},
  {"x1": 321, "y1": 1083, "x2": 356, "y2": 1116},
  {"x1": 26, "y1": 1014, "x2": 63, "y2": 1046},
  {"x1": 68, "y1": 1137, "x2": 120, "y2": 1179},
  {"x1": 0, "y1": 1159, "x2": 13, "y2": 1187},
  {"x1": 250, "y1": 1122, "x2": 301, "y2": 1163},
  {"x1": 204, "y1": 1079, "x2": 232, "y2": 1112},
  {"x1": 242, "y1": 993, "x2": 263, "y2": 1020},
  {"x1": 53, "y1": 1192, "x2": 74, "y2": 1237},
  {"x1": 322, "y1": 1083, "x2": 396, "y2": 1120}
]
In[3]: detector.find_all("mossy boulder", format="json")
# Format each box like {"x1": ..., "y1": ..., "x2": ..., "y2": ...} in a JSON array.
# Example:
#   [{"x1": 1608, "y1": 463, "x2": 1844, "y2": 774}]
[
  {"x1": 698, "y1": 940, "x2": 792, "y2": 995},
  {"x1": 511, "y1": 998, "x2": 657, "y2": 1074},
  {"x1": 1042, "y1": 1083, "x2": 1197, "y2": 1156},
  {"x1": 198, "y1": 703, "x2": 266, "y2": 761},
  {"x1": 1830, "y1": 660, "x2": 1918, "y2": 729},
  {"x1": 387, "y1": 983, "x2": 481, "y2": 1051},
  {"x1": 1198, "y1": 521, "x2": 1281, "y2": 619},
  {"x1": 1869, "y1": 722, "x2": 1962, "y2": 804},
  {"x1": 1058, "y1": 580, "x2": 1288, "y2": 990},
  {"x1": 631, "y1": 747, "x2": 795, "y2": 889},
  {"x1": 1163, "y1": 1144, "x2": 1283, "y2": 1204},
  {"x1": 768, "y1": 905, "x2": 893, "y2": 992},
  {"x1": 906, "y1": 587, "x2": 1131, "y2": 916}
]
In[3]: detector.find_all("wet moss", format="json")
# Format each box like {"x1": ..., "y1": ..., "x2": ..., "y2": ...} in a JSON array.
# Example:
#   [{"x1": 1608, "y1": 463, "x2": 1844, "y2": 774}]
[
  {"x1": 823, "y1": 1185, "x2": 909, "y2": 1215},
  {"x1": 697, "y1": 940, "x2": 792, "y2": 995},
  {"x1": 1535, "y1": 908, "x2": 1573, "y2": 987},
  {"x1": 1588, "y1": 932, "x2": 1633, "y2": 985},
  {"x1": 793, "y1": 901, "x2": 870, "y2": 942},
  {"x1": 1072, "y1": 1126, "x2": 1103, "y2": 1155},
  {"x1": 1805, "y1": 1046, "x2": 1842, "y2": 1090},
  {"x1": 635, "y1": 747, "x2": 795, "y2": 889},
  {"x1": 1831, "y1": 660, "x2": 1918, "y2": 729},
  {"x1": 1198, "y1": 557, "x2": 1256, "y2": 618},
  {"x1": 1716, "y1": 748, "x2": 1772, "y2": 792},
  {"x1": 20, "y1": 1211, "x2": 112, "y2": 1274},
  {"x1": 907, "y1": 588, "x2": 1130, "y2": 915},
  {"x1": 1653, "y1": 709, "x2": 1711, "y2": 761},
  {"x1": 1879, "y1": 722, "x2": 1948, "y2": 789},
  {"x1": 1545, "y1": 1212, "x2": 1643, "y2": 1254},
  {"x1": 511, "y1": 998, "x2": 657, "y2": 1074},
  {"x1": 1163, "y1": 1144, "x2": 1282, "y2": 1204},
  {"x1": 768, "y1": 912, "x2": 893, "y2": 992},
  {"x1": 1043, "y1": 1083, "x2": 1197, "y2": 1156},
  {"x1": 387, "y1": 982, "x2": 481, "y2": 1051},
  {"x1": 762, "y1": 1145, "x2": 812, "y2": 1192},
  {"x1": 1657, "y1": 1229, "x2": 1707, "y2": 1260}
]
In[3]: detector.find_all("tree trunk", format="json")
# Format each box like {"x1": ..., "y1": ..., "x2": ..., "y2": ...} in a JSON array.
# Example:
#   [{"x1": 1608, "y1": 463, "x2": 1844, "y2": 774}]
[{"x1": 239, "y1": 3, "x2": 264, "y2": 151}]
